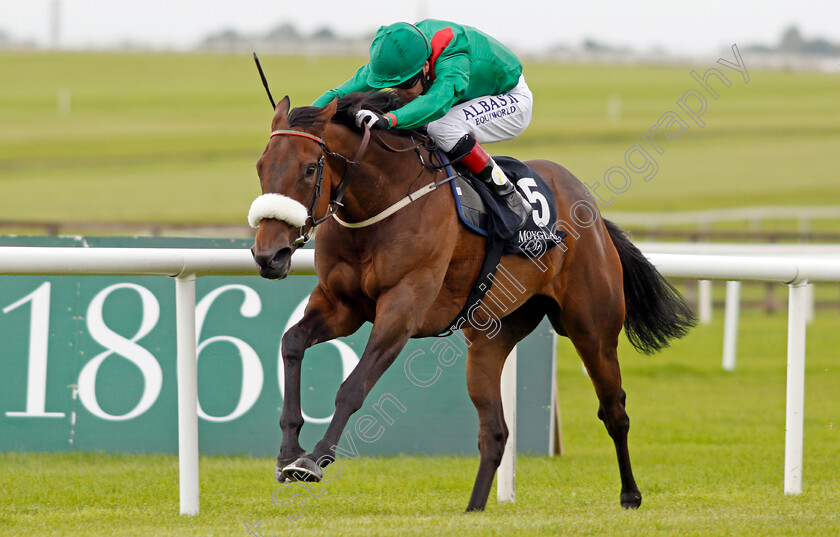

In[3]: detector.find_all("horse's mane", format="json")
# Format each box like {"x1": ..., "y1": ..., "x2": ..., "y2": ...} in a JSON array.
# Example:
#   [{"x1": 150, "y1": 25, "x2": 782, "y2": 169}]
[{"x1": 288, "y1": 92, "x2": 423, "y2": 139}]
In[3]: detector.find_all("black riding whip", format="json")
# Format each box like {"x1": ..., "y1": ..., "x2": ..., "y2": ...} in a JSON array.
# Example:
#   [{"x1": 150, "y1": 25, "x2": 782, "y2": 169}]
[{"x1": 253, "y1": 52, "x2": 276, "y2": 110}]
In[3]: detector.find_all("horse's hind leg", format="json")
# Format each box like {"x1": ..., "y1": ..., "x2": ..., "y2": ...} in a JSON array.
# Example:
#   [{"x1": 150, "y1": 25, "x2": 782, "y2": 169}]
[
  {"x1": 562, "y1": 299, "x2": 642, "y2": 509},
  {"x1": 464, "y1": 298, "x2": 548, "y2": 512},
  {"x1": 463, "y1": 326, "x2": 516, "y2": 512},
  {"x1": 276, "y1": 285, "x2": 363, "y2": 480}
]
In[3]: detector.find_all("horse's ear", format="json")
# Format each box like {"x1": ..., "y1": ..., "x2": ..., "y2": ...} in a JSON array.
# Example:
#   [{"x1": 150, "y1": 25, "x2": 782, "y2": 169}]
[
  {"x1": 317, "y1": 98, "x2": 337, "y2": 122},
  {"x1": 274, "y1": 95, "x2": 291, "y2": 119},
  {"x1": 304, "y1": 98, "x2": 337, "y2": 136}
]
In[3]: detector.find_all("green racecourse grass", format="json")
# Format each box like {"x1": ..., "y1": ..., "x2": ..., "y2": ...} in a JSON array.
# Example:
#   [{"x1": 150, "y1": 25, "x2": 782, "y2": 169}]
[
  {"x1": 2, "y1": 310, "x2": 839, "y2": 537},
  {"x1": 2, "y1": 52, "x2": 840, "y2": 536},
  {"x1": 1, "y1": 52, "x2": 840, "y2": 225}
]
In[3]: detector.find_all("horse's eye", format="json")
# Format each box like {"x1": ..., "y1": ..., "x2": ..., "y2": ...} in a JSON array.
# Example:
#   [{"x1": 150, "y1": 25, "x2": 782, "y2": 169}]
[{"x1": 305, "y1": 163, "x2": 318, "y2": 177}]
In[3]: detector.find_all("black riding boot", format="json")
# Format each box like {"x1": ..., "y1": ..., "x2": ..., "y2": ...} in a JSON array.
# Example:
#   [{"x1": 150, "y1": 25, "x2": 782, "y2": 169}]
[{"x1": 449, "y1": 134, "x2": 531, "y2": 230}]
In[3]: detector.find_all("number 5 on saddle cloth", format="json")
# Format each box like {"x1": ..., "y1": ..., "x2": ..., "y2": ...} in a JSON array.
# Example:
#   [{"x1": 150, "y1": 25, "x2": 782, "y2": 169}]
[{"x1": 440, "y1": 154, "x2": 567, "y2": 332}]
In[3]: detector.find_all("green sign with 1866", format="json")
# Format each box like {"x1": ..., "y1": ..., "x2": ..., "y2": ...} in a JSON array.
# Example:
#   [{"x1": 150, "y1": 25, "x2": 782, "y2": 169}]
[{"x1": 0, "y1": 237, "x2": 557, "y2": 457}]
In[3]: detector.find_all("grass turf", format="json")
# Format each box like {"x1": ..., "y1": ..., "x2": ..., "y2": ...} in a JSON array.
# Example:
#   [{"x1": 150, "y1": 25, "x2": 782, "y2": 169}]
[
  {"x1": 1, "y1": 52, "x2": 839, "y2": 224},
  {"x1": 2, "y1": 311, "x2": 838, "y2": 536}
]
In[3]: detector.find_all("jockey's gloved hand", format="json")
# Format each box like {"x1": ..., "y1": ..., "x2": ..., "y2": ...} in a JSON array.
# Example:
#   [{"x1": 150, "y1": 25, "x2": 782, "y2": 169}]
[{"x1": 355, "y1": 109, "x2": 390, "y2": 130}]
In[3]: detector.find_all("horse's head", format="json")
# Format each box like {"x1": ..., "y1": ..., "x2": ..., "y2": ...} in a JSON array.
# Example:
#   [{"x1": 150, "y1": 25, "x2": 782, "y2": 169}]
[{"x1": 250, "y1": 96, "x2": 337, "y2": 279}]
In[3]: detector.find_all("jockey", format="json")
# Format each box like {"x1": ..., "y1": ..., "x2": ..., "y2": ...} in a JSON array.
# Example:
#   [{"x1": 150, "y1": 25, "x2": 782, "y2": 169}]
[{"x1": 312, "y1": 19, "x2": 533, "y2": 229}]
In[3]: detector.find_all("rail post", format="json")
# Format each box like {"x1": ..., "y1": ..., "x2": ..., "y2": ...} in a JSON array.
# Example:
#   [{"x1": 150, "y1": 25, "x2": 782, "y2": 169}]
[
  {"x1": 722, "y1": 281, "x2": 741, "y2": 371},
  {"x1": 497, "y1": 347, "x2": 517, "y2": 503},
  {"x1": 176, "y1": 274, "x2": 200, "y2": 515},
  {"x1": 784, "y1": 280, "x2": 808, "y2": 495},
  {"x1": 698, "y1": 279, "x2": 713, "y2": 324}
]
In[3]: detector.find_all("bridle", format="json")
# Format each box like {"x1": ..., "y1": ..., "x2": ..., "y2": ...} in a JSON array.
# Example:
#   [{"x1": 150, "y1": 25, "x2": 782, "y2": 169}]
[
  {"x1": 268, "y1": 125, "x2": 372, "y2": 246},
  {"x1": 258, "y1": 120, "x2": 451, "y2": 244}
]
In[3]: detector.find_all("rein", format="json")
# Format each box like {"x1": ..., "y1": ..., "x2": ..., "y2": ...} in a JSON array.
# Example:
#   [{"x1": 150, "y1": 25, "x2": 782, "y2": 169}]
[
  {"x1": 331, "y1": 130, "x2": 459, "y2": 229},
  {"x1": 333, "y1": 174, "x2": 455, "y2": 228}
]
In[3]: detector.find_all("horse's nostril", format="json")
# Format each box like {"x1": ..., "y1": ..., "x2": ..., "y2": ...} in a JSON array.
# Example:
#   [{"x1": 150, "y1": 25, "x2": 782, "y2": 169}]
[
  {"x1": 253, "y1": 250, "x2": 275, "y2": 267},
  {"x1": 271, "y1": 248, "x2": 293, "y2": 272},
  {"x1": 253, "y1": 247, "x2": 291, "y2": 268},
  {"x1": 272, "y1": 248, "x2": 290, "y2": 265}
]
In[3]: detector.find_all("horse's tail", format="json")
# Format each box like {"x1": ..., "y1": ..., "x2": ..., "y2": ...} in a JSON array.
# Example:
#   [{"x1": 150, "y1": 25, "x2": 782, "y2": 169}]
[{"x1": 604, "y1": 219, "x2": 696, "y2": 354}]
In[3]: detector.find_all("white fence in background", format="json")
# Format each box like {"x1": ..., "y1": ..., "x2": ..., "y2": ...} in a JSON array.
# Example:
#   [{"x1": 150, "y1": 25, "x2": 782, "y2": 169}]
[
  {"x1": 609, "y1": 206, "x2": 840, "y2": 231},
  {"x1": 640, "y1": 243, "x2": 840, "y2": 371},
  {"x1": 645, "y1": 252, "x2": 840, "y2": 499},
  {"x1": 2, "y1": 246, "x2": 839, "y2": 514}
]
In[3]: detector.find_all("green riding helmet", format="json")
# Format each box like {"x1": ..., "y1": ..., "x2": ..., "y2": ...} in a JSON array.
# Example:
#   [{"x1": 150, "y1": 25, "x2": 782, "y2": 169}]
[{"x1": 367, "y1": 22, "x2": 432, "y2": 88}]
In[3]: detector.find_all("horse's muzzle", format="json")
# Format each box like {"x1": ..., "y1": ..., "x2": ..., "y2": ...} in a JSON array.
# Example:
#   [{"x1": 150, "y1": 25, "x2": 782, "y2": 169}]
[{"x1": 252, "y1": 246, "x2": 293, "y2": 280}]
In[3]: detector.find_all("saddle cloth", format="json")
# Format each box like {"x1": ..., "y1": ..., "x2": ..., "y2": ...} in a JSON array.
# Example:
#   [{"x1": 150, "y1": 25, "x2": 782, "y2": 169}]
[
  {"x1": 439, "y1": 154, "x2": 566, "y2": 333},
  {"x1": 448, "y1": 156, "x2": 566, "y2": 256}
]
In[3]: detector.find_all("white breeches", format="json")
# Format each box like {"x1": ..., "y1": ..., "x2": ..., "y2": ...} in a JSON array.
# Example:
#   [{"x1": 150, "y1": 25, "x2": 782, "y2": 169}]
[{"x1": 426, "y1": 75, "x2": 533, "y2": 152}]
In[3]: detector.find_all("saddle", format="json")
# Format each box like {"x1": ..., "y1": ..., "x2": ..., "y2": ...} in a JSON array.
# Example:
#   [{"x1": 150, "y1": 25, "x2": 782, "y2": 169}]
[
  {"x1": 439, "y1": 154, "x2": 566, "y2": 332},
  {"x1": 448, "y1": 156, "x2": 565, "y2": 255}
]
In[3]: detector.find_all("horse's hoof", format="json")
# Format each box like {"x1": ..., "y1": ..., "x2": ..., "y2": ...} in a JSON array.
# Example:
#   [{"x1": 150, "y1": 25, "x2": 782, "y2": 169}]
[
  {"x1": 281, "y1": 457, "x2": 323, "y2": 483},
  {"x1": 620, "y1": 491, "x2": 642, "y2": 509},
  {"x1": 275, "y1": 453, "x2": 305, "y2": 482}
]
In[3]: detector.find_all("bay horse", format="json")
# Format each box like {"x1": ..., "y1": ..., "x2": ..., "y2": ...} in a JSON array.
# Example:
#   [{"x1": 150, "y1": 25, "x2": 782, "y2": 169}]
[{"x1": 250, "y1": 92, "x2": 695, "y2": 512}]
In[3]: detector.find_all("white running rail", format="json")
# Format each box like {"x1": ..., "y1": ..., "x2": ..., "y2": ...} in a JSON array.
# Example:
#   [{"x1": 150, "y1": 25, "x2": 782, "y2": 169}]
[{"x1": 2, "y1": 247, "x2": 839, "y2": 513}]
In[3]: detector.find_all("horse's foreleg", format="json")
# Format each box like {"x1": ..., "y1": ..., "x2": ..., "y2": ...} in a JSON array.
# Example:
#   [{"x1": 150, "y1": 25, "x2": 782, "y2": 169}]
[
  {"x1": 281, "y1": 284, "x2": 431, "y2": 481},
  {"x1": 308, "y1": 315, "x2": 411, "y2": 464},
  {"x1": 277, "y1": 285, "x2": 363, "y2": 480}
]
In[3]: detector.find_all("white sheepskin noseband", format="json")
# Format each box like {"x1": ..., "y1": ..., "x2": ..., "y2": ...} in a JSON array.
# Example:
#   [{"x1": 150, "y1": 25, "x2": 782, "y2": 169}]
[{"x1": 248, "y1": 194, "x2": 308, "y2": 228}]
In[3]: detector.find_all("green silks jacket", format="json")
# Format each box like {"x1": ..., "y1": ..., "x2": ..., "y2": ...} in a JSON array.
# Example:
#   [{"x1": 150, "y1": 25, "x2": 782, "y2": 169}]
[{"x1": 312, "y1": 19, "x2": 523, "y2": 129}]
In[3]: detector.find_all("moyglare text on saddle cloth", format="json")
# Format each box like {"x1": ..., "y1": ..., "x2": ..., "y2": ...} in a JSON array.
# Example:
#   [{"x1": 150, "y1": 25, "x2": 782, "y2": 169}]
[{"x1": 312, "y1": 19, "x2": 536, "y2": 231}]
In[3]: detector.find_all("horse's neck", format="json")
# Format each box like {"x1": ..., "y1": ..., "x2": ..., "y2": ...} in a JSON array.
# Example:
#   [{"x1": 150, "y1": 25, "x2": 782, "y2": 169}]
[{"x1": 330, "y1": 131, "x2": 434, "y2": 223}]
